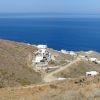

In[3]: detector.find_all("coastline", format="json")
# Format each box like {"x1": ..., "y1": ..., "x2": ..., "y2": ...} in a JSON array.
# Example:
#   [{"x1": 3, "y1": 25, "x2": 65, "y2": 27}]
[
  {"x1": 0, "y1": 38, "x2": 99, "y2": 53},
  {"x1": 0, "y1": 17, "x2": 100, "y2": 52},
  {"x1": 0, "y1": 39, "x2": 100, "y2": 100}
]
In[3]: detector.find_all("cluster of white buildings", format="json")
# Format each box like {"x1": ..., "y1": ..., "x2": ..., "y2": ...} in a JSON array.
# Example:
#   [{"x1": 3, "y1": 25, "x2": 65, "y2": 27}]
[
  {"x1": 60, "y1": 49, "x2": 77, "y2": 56},
  {"x1": 60, "y1": 49, "x2": 100, "y2": 64},
  {"x1": 78, "y1": 55, "x2": 100, "y2": 64},
  {"x1": 33, "y1": 45, "x2": 51, "y2": 66},
  {"x1": 32, "y1": 45, "x2": 100, "y2": 76}
]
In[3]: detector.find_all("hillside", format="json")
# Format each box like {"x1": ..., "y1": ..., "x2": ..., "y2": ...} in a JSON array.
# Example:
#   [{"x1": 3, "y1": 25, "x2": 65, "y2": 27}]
[
  {"x1": 0, "y1": 39, "x2": 74, "y2": 88},
  {"x1": 0, "y1": 39, "x2": 41, "y2": 87},
  {"x1": 54, "y1": 60, "x2": 100, "y2": 78},
  {"x1": 0, "y1": 39, "x2": 100, "y2": 100},
  {"x1": 0, "y1": 76, "x2": 100, "y2": 100}
]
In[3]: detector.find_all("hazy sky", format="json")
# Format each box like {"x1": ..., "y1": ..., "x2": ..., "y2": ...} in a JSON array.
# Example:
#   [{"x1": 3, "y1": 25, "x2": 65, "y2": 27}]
[{"x1": 0, "y1": 0, "x2": 100, "y2": 14}]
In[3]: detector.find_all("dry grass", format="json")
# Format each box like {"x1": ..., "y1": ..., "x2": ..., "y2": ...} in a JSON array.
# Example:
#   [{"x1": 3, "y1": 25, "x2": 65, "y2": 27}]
[
  {"x1": 0, "y1": 39, "x2": 41, "y2": 87},
  {"x1": 0, "y1": 76, "x2": 100, "y2": 100},
  {"x1": 54, "y1": 60, "x2": 100, "y2": 78},
  {"x1": 0, "y1": 39, "x2": 100, "y2": 100}
]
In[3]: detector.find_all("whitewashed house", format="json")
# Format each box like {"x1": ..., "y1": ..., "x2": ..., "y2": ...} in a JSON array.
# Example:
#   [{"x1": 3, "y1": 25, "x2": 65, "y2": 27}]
[
  {"x1": 96, "y1": 60, "x2": 100, "y2": 64},
  {"x1": 86, "y1": 71, "x2": 99, "y2": 77},
  {"x1": 60, "y1": 49, "x2": 69, "y2": 54},
  {"x1": 69, "y1": 51, "x2": 77, "y2": 56},
  {"x1": 89, "y1": 58, "x2": 97, "y2": 62},
  {"x1": 35, "y1": 56, "x2": 43, "y2": 63},
  {"x1": 37, "y1": 45, "x2": 47, "y2": 49},
  {"x1": 88, "y1": 57, "x2": 100, "y2": 64}
]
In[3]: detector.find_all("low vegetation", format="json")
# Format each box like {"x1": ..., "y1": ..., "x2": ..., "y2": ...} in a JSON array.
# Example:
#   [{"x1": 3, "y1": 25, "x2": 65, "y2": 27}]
[
  {"x1": 0, "y1": 76, "x2": 100, "y2": 100},
  {"x1": 0, "y1": 39, "x2": 100, "y2": 100},
  {"x1": 0, "y1": 39, "x2": 41, "y2": 87},
  {"x1": 54, "y1": 61, "x2": 100, "y2": 78}
]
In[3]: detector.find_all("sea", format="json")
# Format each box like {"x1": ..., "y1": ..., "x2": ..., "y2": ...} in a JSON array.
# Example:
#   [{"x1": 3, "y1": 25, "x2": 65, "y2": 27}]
[{"x1": 0, "y1": 14, "x2": 100, "y2": 52}]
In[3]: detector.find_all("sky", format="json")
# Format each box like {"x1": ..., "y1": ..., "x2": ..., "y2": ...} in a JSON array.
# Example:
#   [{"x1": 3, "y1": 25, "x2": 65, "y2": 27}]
[{"x1": 0, "y1": 0, "x2": 100, "y2": 14}]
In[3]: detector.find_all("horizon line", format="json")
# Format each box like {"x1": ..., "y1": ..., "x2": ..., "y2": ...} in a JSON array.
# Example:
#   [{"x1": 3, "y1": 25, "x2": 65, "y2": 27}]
[{"x1": 0, "y1": 12, "x2": 100, "y2": 15}]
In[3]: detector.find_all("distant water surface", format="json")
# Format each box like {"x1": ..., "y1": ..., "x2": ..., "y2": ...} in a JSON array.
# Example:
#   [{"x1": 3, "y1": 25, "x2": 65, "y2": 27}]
[{"x1": 0, "y1": 17, "x2": 100, "y2": 52}]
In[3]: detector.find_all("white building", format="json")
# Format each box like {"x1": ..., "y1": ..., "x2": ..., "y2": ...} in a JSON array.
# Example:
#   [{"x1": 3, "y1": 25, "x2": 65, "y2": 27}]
[
  {"x1": 96, "y1": 60, "x2": 100, "y2": 64},
  {"x1": 60, "y1": 49, "x2": 69, "y2": 54},
  {"x1": 88, "y1": 57, "x2": 100, "y2": 64},
  {"x1": 34, "y1": 45, "x2": 51, "y2": 65},
  {"x1": 86, "y1": 71, "x2": 99, "y2": 77},
  {"x1": 35, "y1": 56, "x2": 43, "y2": 63},
  {"x1": 89, "y1": 58, "x2": 97, "y2": 62},
  {"x1": 69, "y1": 51, "x2": 77, "y2": 56},
  {"x1": 37, "y1": 45, "x2": 47, "y2": 49}
]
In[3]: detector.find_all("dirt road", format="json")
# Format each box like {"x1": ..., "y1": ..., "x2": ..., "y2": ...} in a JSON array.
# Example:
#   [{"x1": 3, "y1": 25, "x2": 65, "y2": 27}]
[{"x1": 43, "y1": 58, "x2": 81, "y2": 82}]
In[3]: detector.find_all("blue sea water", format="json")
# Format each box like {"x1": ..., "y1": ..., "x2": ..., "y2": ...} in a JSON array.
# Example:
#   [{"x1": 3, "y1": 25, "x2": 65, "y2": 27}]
[{"x1": 0, "y1": 17, "x2": 100, "y2": 52}]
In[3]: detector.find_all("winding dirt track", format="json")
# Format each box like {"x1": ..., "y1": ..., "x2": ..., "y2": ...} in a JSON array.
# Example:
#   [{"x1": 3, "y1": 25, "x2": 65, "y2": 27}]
[{"x1": 43, "y1": 58, "x2": 81, "y2": 82}]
